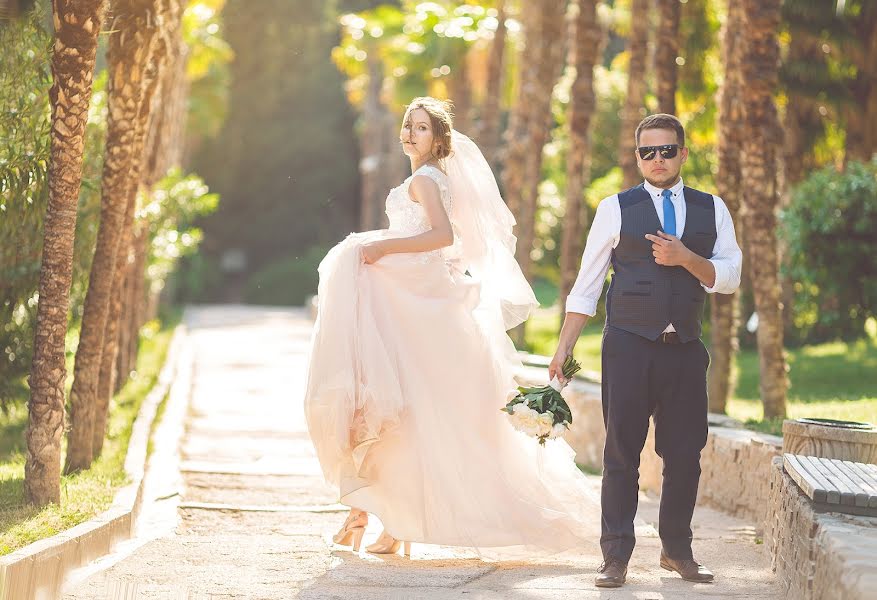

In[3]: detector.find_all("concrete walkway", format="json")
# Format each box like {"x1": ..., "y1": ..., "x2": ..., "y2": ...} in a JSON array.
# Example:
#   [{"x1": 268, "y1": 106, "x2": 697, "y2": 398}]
[{"x1": 63, "y1": 305, "x2": 780, "y2": 599}]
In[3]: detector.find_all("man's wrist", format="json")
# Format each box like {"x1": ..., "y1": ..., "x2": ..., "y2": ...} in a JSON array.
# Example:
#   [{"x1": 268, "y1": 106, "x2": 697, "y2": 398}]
[{"x1": 681, "y1": 247, "x2": 697, "y2": 270}]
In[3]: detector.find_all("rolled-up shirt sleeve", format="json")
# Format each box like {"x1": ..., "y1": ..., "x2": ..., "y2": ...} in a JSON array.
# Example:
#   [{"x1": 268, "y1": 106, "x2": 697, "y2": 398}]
[
  {"x1": 702, "y1": 195, "x2": 742, "y2": 294},
  {"x1": 565, "y1": 195, "x2": 619, "y2": 315}
]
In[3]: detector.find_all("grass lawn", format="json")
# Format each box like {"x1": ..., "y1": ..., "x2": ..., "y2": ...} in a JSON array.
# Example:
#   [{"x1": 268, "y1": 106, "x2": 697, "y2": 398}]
[
  {"x1": 0, "y1": 312, "x2": 179, "y2": 556},
  {"x1": 524, "y1": 307, "x2": 877, "y2": 437}
]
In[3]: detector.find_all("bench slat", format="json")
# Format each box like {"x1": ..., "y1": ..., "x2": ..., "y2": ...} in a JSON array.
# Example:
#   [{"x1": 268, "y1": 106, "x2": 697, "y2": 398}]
[
  {"x1": 796, "y1": 455, "x2": 842, "y2": 504},
  {"x1": 858, "y1": 461, "x2": 877, "y2": 483},
  {"x1": 826, "y1": 459, "x2": 871, "y2": 507},
  {"x1": 844, "y1": 461, "x2": 877, "y2": 509},
  {"x1": 784, "y1": 454, "x2": 826, "y2": 503},
  {"x1": 806, "y1": 455, "x2": 858, "y2": 506}
]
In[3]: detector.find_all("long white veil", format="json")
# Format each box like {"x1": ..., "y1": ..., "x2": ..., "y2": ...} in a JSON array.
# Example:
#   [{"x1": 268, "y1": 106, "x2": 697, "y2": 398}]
[{"x1": 444, "y1": 130, "x2": 539, "y2": 332}]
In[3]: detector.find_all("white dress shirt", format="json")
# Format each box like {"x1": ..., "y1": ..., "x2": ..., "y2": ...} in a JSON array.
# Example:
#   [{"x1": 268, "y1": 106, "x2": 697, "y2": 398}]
[{"x1": 565, "y1": 178, "x2": 743, "y2": 333}]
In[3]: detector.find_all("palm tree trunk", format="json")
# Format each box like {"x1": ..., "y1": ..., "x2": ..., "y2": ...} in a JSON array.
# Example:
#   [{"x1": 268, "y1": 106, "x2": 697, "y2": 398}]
[
  {"x1": 500, "y1": 1, "x2": 536, "y2": 222},
  {"x1": 119, "y1": 224, "x2": 149, "y2": 387},
  {"x1": 0, "y1": 0, "x2": 21, "y2": 18},
  {"x1": 65, "y1": 0, "x2": 167, "y2": 474},
  {"x1": 844, "y1": 5, "x2": 877, "y2": 163},
  {"x1": 653, "y1": 0, "x2": 680, "y2": 115},
  {"x1": 448, "y1": 52, "x2": 472, "y2": 134},
  {"x1": 359, "y1": 57, "x2": 386, "y2": 231},
  {"x1": 25, "y1": 0, "x2": 107, "y2": 507},
  {"x1": 708, "y1": 0, "x2": 744, "y2": 414},
  {"x1": 92, "y1": 0, "x2": 174, "y2": 459},
  {"x1": 118, "y1": 0, "x2": 187, "y2": 392},
  {"x1": 114, "y1": 242, "x2": 135, "y2": 394},
  {"x1": 503, "y1": 0, "x2": 567, "y2": 285},
  {"x1": 559, "y1": 0, "x2": 603, "y2": 318},
  {"x1": 475, "y1": 0, "x2": 507, "y2": 170},
  {"x1": 740, "y1": 0, "x2": 787, "y2": 419},
  {"x1": 619, "y1": 0, "x2": 650, "y2": 189}
]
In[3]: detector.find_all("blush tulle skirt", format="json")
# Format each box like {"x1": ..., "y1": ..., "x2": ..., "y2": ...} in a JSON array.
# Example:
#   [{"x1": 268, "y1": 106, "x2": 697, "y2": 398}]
[{"x1": 304, "y1": 231, "x2": 600, "y2": 559}]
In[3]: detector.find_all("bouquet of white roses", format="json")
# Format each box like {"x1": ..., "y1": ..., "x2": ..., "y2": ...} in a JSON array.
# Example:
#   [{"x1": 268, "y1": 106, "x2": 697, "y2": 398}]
[{"x1": 502, "y1": 355, "x2": 580, "y2": 445}]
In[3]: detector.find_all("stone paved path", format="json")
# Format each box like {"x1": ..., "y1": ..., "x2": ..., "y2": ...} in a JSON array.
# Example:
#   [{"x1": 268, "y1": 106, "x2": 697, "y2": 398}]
[{"x1": 63, "y1": 305, "x2": 780, "y2": 599}]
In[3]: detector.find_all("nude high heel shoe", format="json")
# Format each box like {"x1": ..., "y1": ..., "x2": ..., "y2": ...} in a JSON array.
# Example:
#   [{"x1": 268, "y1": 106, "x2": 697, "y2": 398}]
[
  {"x1": 365, "y1": 530, "x2": 411, "y2": 556},
  {"x1": 332, "y1": 511, "x2": 368, "y2": 551}
]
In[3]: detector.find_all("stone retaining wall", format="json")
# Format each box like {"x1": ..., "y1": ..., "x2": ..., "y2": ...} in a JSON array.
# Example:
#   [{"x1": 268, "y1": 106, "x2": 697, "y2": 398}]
[{"x1": 766, "y1": 457, "x2": 877, "y2": 599}]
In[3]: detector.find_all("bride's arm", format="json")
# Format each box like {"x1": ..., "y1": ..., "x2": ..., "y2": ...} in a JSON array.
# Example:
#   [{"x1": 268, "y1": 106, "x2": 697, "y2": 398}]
[{"x1": 362, "y1": 176, "x2": 453, "y2": 263}]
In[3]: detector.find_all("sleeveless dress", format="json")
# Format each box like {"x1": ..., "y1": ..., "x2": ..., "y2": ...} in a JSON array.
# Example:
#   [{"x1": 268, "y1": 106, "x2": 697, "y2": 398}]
[{"x1": 304, "y1": 164, "x2": 600, "y2": 558}]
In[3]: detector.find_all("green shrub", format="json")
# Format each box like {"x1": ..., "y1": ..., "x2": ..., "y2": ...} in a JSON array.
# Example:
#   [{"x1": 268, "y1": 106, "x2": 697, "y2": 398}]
[
  {"x1": 781, "y1": 159, "x2": 877, "y2": 343},
  {"x1": 243, "y1": 246, "x2": 329, "y2": 306}
]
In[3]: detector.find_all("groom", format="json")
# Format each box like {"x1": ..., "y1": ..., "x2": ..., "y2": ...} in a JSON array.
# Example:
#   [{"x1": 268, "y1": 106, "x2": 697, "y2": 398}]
[{"x1": 550, "y1": 114, "x2": 742, "y2": 588}]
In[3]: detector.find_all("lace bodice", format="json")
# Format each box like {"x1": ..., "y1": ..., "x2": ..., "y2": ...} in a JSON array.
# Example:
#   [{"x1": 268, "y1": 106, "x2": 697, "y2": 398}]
[
  {"x1": 384, "y1": 164, "x2": 462, "y2": 264},
  {"x1": 385, "y1": 164, "x2": 452, "y2": 235}
]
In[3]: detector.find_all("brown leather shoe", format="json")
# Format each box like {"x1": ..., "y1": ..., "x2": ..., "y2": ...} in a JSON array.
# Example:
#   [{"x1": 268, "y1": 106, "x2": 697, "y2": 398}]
[
  {"x1": 660, "y1": 551, "x2": 714, "y2": 583},
  {"x1": 595, "y1": 557, "x2": 628, "y2": 588}
]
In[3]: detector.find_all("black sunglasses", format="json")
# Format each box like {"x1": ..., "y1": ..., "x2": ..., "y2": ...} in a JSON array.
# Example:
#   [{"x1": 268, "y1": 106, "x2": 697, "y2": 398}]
[{"x1": 637, "y1": 144, "x2": 680, "y2": 160}]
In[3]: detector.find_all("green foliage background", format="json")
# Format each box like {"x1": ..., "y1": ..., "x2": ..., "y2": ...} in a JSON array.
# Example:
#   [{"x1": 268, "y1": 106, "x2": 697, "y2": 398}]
[
  {"x1": 187, "y1": 0, "x2": 361, "y2": 304},
  {"x1": 781, "y1": 160, "x2": 877, "y2": 343}
]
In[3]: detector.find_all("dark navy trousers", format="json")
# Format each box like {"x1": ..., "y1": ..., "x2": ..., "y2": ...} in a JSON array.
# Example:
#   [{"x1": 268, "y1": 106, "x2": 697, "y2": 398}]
[{"x1": 599, "y1": 325, "x2": 710, "y2": 563}]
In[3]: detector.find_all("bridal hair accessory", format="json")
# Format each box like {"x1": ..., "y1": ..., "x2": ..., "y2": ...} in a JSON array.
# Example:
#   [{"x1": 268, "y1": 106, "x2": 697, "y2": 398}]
[{"x1": 502, "y1": 356, "x2": 581, "y2": 445}]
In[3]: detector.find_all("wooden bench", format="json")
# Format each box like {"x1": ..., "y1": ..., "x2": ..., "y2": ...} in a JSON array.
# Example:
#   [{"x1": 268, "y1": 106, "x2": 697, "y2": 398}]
[{"x1": 783, "y1": 453, "x2": 877, "y2": 517}]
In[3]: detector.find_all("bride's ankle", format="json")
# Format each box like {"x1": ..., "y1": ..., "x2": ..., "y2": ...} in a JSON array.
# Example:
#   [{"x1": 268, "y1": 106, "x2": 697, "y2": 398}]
[{"x1": 349, "y1": 508, "x2": 368, "y2": 521}]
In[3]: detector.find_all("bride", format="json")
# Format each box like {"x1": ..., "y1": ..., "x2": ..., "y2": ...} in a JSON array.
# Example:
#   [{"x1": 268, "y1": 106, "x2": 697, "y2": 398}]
[{"x1": 304, "y1": 97, "x2": 599, "y2": 559}]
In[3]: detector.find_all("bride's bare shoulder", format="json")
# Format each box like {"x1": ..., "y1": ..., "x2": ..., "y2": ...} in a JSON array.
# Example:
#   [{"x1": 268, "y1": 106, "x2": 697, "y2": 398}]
[{"x1": 408, "y1": 171, "x2": 442, "y2": 204}]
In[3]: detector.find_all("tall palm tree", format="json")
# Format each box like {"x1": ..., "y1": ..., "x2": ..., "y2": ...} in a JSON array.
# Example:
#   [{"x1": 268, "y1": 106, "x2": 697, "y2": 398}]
[
  {"x1": 0, "y1": 0, "x2": 21, "y2": 18},
  {"x1": 708, "y1": 0, "x2": 744, "y2": 414},
  {"x1": 65, "y1": 0, "x2": 169, "y2": 473},
  {"x1": 843, "y1": 2, "x2": 877, "y2": 163},
  {"x1": 358, "y1": 57, "x2": 397, "y2": 231},
  {"x1": 653, "y1": 0, "x2": 680, "y2": 115},
  {"x1": 117, "y1": 0, "x2": 188, "y2": 391},
  {"x1": 502, "y1": 0, "x2": 567, "y2": 284},
  {"x1": 739, "y1": 0, "x2": 787, "y2": 418},
  {"x1": 474, "y1": 0, "x2": 507, "y2": 170},
  {"x1": 619, "y1": 0, "x2": 650, "y2": 188},
  {"x1": 448, "y1": 51, "x2": 472, "y2": 134},
  {"x1": 92, "y1": 0, "x2": 174, "y2": 459},
  {"x1": 559, "y1": 0, "x2": 603, "y2": 314},
  {"x1": 25, "y1": 0, "x2": 108, "y2": 506}
]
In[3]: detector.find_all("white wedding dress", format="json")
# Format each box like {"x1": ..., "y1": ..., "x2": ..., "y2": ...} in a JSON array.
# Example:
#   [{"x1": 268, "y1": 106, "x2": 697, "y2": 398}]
[{"x1": 304, "y1": 158, "x2": 600, "y2": 559}]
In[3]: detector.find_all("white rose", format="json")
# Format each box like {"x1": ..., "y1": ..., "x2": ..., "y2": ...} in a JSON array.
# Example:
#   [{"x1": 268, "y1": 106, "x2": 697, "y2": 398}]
[
  {"x1": 512, "y1": 402, "x2": 529, "y2": 415},
  {"x1": 518, "y1": 408, "x2": 540, "y2": 436},
  {"x1": 537, "y1": 412, "x2": 555, "y2": 436}
]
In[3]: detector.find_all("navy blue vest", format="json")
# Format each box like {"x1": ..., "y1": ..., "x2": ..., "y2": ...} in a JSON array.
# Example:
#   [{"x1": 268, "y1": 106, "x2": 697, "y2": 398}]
[{"x1": 605, "y1": 184, "x2": 717, "y2": 342}]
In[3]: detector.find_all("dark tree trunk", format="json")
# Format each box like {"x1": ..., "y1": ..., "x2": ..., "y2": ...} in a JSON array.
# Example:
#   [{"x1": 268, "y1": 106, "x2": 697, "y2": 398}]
[
  {"x1": 740, "y1": 0, "x2": 788, "y2": 419},
  {"x1": 25, "y1": 0, "x2": 108, "y2": 506},
  {"x1": 559, "y1": 0, "x2": 603, "y2": 321}
]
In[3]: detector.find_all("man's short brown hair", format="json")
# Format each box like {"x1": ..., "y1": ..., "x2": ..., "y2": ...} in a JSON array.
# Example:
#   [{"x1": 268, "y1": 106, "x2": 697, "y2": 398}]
[{"x1": 635, "y1": 113, "x2": 685, "y2": 148}]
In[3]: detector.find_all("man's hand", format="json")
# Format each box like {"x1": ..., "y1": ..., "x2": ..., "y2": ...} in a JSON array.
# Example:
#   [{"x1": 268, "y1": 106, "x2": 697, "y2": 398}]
[
  {"x1": 645, "y1": 231, "x2": 693, "y2": 267},
  {"x1": 551, "y1": 311, "x2": 590, "y2": 384},
  {"x1": 548, "y1": 351, "x2": 570, "y2": 386},
  {"x1": 361, "y1": 241, "x2": 387, "y2": 264}
]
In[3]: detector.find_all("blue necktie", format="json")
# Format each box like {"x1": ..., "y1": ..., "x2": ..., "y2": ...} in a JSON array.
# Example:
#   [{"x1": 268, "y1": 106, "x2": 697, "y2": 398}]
[{"x1": 662, "y1": 189, "x2": 676, "y2": 236}]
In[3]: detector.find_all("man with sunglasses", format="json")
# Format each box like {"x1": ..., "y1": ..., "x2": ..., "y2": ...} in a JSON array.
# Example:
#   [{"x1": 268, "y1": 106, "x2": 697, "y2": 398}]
[{"x1": 549, "y1": 114, "x2": 742, "y2": 588}]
